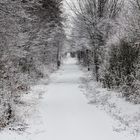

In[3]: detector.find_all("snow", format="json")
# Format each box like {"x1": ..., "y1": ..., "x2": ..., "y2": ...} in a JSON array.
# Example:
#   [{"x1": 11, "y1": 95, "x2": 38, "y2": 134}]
[
  {"x1": 0, "y1": 56, "x2": 139, "y2": 140},
  {"x1": 81, "y1": 68, "x2": 140, "y2": 139}
]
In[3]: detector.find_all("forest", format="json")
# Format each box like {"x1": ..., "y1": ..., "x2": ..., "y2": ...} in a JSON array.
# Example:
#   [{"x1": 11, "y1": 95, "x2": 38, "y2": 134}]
[
  {"x1": 0, "y1": 0, "x2": 140, "y2": 138},
  {"x1": 0, "y1": 0, "x2": 64, "y2": 128},
  {"x1": 70, "y1": 0, "x2": 140, "y2": 103}
]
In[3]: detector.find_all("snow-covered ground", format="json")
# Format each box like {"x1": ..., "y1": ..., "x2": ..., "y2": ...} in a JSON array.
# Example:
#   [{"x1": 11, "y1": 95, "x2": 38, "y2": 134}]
[
  {"x1": 0, "y1": 56, "x2": 139, "y2": 140},
  {"x1": 81, "y1": 68, "x2": 140, "y2": 139}
]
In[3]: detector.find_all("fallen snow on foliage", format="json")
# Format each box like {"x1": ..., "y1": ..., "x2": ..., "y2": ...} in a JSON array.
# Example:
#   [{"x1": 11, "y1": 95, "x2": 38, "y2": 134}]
[
  {"x1": 0, "y1": 57, "x2": 138, "y2": 140},
  {"x1": 81, "y1": 68, "x2": 140, "y2": 139}
]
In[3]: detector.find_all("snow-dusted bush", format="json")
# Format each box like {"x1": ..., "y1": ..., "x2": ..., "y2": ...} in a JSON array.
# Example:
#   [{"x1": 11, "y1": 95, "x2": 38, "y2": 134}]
[{"x1": 121, "y1": 79, "x2": 140, "y2": 104}]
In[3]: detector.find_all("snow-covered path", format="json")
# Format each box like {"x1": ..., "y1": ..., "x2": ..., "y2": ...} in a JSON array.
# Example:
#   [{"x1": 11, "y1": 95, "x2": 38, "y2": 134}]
[
  {"x1": 40, "y1": 57, "x2": 128, "y2": 140},
  {"x1": 0, "y1": 57, "x2": 133, "y2": 140}
]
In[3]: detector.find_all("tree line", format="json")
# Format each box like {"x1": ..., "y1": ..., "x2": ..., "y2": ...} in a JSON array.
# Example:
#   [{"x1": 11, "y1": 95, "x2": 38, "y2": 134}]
[
  {"x1": 0, "y1": 0, "x2": 64, "y2": 128},
  {"x1": 70, "y1": 0, "x2": 140, "y2": 104}
]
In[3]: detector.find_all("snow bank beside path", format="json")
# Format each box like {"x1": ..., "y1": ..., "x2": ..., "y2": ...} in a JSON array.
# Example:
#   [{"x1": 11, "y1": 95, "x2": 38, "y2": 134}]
[{"x1": 80, "y1": 68, "x2": 140, "y2": 139}]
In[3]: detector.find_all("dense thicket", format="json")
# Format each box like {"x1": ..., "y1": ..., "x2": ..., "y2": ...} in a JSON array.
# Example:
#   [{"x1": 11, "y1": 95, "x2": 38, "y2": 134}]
[
  {"x1": 70, "y1": 0, "x2": 140, "y2": 103},
  {"x1": 0, "y1": 0, "x2": 64, "y2": 127}
]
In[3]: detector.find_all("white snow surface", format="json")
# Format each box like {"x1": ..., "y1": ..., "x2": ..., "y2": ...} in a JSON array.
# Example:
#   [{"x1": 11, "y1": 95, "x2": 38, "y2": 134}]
[{"x1": 0, "y1": 56, "x2": 139, "y2": 140}]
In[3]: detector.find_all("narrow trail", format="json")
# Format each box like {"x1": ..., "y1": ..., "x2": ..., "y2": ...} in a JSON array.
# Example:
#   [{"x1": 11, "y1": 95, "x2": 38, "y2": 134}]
[
  {"x1": 0, "y1": 57, "x2": 131, "y2": 140},
  {"x1": 31, "y1": 57, "x2": 128, "y2": 140}
]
